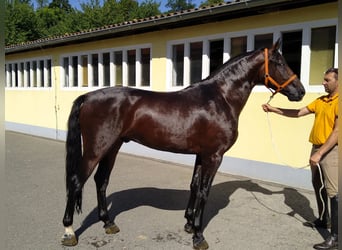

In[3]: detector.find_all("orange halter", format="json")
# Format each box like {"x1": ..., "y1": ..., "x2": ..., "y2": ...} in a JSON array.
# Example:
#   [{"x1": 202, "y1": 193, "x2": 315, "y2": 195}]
[{"x1": 264, "y1": 48, "x2": 297, "y2": 96}]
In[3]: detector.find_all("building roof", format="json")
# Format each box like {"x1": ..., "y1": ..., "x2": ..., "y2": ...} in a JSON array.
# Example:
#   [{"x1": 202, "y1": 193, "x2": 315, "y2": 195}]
[{"x1": 5, "y1": 0, "x2": 336, "y2": 54}]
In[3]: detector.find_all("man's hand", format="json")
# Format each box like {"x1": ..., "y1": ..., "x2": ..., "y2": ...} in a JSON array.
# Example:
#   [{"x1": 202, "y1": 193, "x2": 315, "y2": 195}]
[
  {"x1": 310, "y1": 151, "x2": 322, "y2": 167},
  {"x1": 262, "y1": 103, "x2": 273, "y2": 112}
]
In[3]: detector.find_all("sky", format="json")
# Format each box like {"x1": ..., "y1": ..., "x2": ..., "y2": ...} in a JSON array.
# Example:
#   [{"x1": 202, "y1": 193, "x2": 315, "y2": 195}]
[{"x1": 67, "y1": 0, "x2": 203, "y2": 13}]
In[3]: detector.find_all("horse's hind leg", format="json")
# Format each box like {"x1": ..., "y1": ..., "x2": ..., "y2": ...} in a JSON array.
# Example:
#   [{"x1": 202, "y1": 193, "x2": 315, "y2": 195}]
[
  {"x1": 62, "y1": 196, "x2": 79, "y2": 246},
  {"x1": 94, "y1": 142, "x2": 122, "y2": 235},
  {"x1": 62, "y1": 157, "x2": 98, "y2": 246}
]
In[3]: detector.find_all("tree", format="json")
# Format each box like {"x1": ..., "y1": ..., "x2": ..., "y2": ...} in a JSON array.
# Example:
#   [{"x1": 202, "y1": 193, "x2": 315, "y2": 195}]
[
  {"x1": 5, "y1": 0, "x2": 40, "y2": 45},
  {"x1": 35, "y1": 6, "x2": 76, "y2": 37},
  {"x1": 199, "y1": 0, "x2": 224, "y2": 8},
  {"x1": 48, "y1": 0, "x2": 73, "y2": 13},
  {"x1": 136, "y1": 0, "x2": 160, "y2": 19},
  {"x1": 35, "y1": 0, "x2": 49, "y2": 9},
  {"x1": 165, "y1": 0, "x2": 195, "y2": 12},
  {"x1": 80, "y1": 0, "x2": 106, "y2": 29},
  {"x1": 119, "y1": 0, "x2": 142, "y2": 21},
  {"x1": 35, "y1": 0, "x2": 79, "y2": 38},
  {"x1": 5, "y1": 0, "x2": 165, "y2": 45}
]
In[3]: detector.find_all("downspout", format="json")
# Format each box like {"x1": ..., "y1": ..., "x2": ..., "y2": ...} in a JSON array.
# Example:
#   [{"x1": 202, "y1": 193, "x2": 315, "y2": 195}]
[{"x1": 53, "y1": 57, "x2": 60, "y2": 140}]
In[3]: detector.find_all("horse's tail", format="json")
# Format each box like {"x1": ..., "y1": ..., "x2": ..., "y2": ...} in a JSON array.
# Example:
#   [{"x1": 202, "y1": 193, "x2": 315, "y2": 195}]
[{"x1": 65, "y1": 94, "x2": 86, "y2": 214}]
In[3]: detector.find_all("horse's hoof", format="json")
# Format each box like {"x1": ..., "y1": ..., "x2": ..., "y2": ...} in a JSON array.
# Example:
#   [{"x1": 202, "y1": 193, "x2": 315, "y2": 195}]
[
  {"x1": 184, "y1": 223, "x2": 194, "y2": 233},
  {"x1": 61, "y1": 233, "x2": 78, "y2": 246},
  {"x1": 105, "y1": 223, "x2": 120, "y2": 234},
  {"x1": 193, "y1": 239, "x2": 209, "y2": 250}
]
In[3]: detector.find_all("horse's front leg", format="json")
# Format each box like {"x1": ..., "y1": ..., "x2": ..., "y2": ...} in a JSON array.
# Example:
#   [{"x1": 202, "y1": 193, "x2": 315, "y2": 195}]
[
  {"x1": 191, "y1": 179, "x2": 212, "y2": 250},
  {"x1": 94, "y1": 151, "x2": 120, "y2": 234},
  {"x1": 191, "y1": 155, "x2": 221, "y2": 250},
  {"x1": 184, "y1": 156, "x2": 202, "y2": 233}
]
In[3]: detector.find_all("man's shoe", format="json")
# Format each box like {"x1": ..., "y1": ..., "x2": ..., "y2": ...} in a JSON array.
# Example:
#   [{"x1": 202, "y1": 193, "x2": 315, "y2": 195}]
[
  {"x1": 313, "y1": 235, "x2": 338, "y2": 249},
  {"x1": 303, "y1": 218, "x2": 331, "y2": 229}
]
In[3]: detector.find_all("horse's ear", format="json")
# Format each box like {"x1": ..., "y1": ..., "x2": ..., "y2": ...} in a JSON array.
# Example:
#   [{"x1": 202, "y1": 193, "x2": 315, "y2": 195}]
[{"x1": 272, "y1": 38, "x2": 282, "y2": 51}]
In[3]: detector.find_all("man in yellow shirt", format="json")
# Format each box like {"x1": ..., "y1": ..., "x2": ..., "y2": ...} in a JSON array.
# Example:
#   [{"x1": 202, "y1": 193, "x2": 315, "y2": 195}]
[{"x1": 262, "y1": 68, "x2": 338, "y2": 250}]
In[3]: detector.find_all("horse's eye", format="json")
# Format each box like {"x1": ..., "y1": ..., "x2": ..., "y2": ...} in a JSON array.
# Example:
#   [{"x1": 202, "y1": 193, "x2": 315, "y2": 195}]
[{"x1": 271, "y1": 59, "x2": 285, "y2": 66}]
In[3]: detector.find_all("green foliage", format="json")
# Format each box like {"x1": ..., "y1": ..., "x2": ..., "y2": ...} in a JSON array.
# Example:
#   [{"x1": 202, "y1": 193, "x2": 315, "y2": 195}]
[
  {"x1": 137, "y1": 0, "x2": 161, "y2": 19},
  {"x1": 5, "y1": 0, "x2": 40, "y2": 45},
  {"x1": 79, "y1": 0, "x2": 106, "y2": 29},
  {"x1": 5, "y1": 0, "x2": 197, "y2": 46},
  {"x1": 48, "y1": 0, "x2": 73, "y2": 12},
  {"x1": 35, "y1": 6, "x2": 77, "y2": 37},
  {"x1": 165, "y1": 0, "x2": 195, "y2": 12},
  {"x1": 199, "y1": 0, "x2": 224, "y2": 8}
]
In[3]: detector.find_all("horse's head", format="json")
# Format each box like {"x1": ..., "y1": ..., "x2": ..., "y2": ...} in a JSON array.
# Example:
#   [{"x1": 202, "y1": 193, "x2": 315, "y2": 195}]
[{"x1": 263, "y1": 39, "x2": 305, "y2": 101}]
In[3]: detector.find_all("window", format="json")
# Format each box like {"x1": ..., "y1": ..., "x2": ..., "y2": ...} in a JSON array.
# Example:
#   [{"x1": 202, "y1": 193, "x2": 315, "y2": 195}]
[
  {"x1": 5, "y1": 57, "x2": 52, "y2": 88},
  {"x1": 190, "y1": 42, "x2": 202, "y2": 84},
  {"x1": 61, "y1": 45, "x2": 151, "y2": 89},
  {"x1": 309, "y1": 26, "x2": 336, "y2": 85},
  {"x1": 168, "y1": 21, "x2": 338, "y2": 91},
  {"x1": 282, "y1": 31, "x2": 302, "y2": 77},
  {"x1": 209, "y1": 40, "x2": 224, "y2": 74},
  {"x1": 63, "y1": 57, "x2": 69, "y2": 87},
  {"x1": 254, "y1": 33, "x2": 273, "y2": 49},
  {"x1": 71, "y1": 56, "x2": 78, "y2": 87},
  {"x1": 127, "y1": 50, "x2": 136, "y2": 86},
  {"x1": 141, "y1": 48, "x2": 150, "y2": 87},
  {"x1": 92, "y1": 54, "x2": 99, "y2": 87},
  {"x1": 81, "y1": 55, "x2": 88, "y2": 87},
  {"x1": 231, "y1": 36, "x2": 247, "y2": 58},
  {"x1": 47, "y1": 59, "x2": 52, "y2": 87},
  {"x1": 13, "y1": 63, "x2": 18, "y2": 87},
  {"x1": 114, "y1": 51, "x2": 123, "y2": 86},
  {"x1": 172, "y1": 44, "x2": 184, "y2": 86},
  {"x1": 103, "y1": 53, "x2": 110, "y2": 87},
  {"x1": 38, "y1": 60, "x2": 44, "y2": 87},
  {"x1": 19, "y1": 62, "x2": 24, "y2": 87},
  {"x1": 25, "y1": 61, "x2": 31, "y2": 87},
  {"x1": 32, "y1": 61, "x2": 37, "y2": 87}
]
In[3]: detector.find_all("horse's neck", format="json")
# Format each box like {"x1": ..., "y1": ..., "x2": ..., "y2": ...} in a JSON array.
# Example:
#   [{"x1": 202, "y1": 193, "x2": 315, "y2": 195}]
[{"x1": 218, "y1": 54, "x2": 264, "y2": 116}]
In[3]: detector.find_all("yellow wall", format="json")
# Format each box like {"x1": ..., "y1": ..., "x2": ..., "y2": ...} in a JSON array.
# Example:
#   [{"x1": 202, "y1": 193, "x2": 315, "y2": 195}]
[
  {"x1": 5, "y1": 3, "x2": 337, "y2": 169},
  {"x1": 230, "y1": 92, "x2": 317, "y2": 167}
]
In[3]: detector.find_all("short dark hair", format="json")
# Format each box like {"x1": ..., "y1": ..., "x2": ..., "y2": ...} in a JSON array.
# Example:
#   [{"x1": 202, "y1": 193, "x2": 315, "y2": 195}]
[{"x1": 325, "y1": 68, "x2": 338, "y2": 80}]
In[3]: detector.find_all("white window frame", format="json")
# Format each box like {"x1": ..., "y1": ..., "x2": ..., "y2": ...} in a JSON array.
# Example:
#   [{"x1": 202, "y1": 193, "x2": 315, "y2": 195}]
[
  {"x1": 166, "y1": 18, "x2": 338, "y2": 93},
  {"x1": 60, "y1": 44, "x2": 152, "y2": 90},
  {"x1": 5, "y1": 56, "x2": 53, "y2": 89}
]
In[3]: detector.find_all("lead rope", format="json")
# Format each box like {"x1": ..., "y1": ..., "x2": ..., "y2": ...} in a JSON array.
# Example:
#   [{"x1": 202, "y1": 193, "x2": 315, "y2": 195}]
[
  {"x1": 316, "y1": 163, "x2": 326, "y2": 221},
  {"x1": 265, "y1": 96, "x2": 326, "y2": 222},
  {"x1": 266, "y1": 95, "x2": 309, "y2": 169}
]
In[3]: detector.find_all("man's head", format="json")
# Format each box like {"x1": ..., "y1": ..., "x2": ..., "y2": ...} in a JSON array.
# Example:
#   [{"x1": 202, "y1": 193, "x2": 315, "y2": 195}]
[{"x1": 323, "y1": 68, "x2": 338, "y2": 95}]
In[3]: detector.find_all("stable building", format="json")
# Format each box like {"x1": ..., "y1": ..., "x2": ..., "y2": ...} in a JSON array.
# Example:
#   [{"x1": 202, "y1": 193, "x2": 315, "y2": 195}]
[{"x1": 5, "y1": 0, "x2": 338, "y2": 189}]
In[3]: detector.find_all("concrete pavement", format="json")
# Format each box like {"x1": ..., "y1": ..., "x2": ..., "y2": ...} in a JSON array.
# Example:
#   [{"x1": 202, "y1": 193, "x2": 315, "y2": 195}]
[{"x1": 6, "y1": 131, "x2": 327, "y2": 250}]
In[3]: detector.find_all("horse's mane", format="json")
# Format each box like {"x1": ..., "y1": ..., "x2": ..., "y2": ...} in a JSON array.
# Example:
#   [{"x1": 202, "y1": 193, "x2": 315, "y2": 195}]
[
  {"x1": 209, "y1": 48, "x2": 263, "y2": 78},
  {"x1": 186, "y1": 48, "x2": 263, "y2": 88}
]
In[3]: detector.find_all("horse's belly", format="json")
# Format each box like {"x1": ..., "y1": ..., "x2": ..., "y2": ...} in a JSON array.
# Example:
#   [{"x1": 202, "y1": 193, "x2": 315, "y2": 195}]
[{"x1": 130, "y1": 131, "x2": 193, "y2": 154}]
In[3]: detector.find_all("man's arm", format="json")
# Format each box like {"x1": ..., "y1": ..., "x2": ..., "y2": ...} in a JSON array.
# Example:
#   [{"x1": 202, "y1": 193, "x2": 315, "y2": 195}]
[{"x1": 261, "y1": 103, "x2": 311, "y2": 118}]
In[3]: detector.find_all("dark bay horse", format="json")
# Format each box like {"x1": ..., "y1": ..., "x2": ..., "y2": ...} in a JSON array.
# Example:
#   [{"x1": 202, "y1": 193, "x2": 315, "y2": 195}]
[{"x1": 61, "y1": 40, "x2": 305, "y2": 249}]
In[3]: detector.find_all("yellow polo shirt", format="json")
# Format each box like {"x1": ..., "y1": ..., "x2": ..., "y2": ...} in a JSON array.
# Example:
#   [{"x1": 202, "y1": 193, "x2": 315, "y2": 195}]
[{"x1": 307, "y1": 93, "x2": 338, "y2": 145}]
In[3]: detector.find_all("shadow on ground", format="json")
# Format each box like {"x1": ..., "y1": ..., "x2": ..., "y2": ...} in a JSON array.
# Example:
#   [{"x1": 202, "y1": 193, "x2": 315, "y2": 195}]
[{"x1": 75, "y1": 180, "x2": 320, "y2": 238}]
